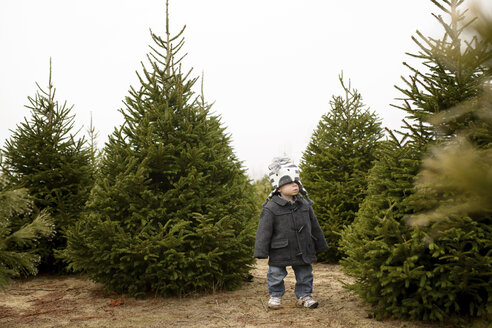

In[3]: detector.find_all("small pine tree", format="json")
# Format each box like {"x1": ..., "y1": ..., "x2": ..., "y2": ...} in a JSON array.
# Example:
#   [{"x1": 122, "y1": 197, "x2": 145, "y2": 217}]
[
  {"x1": 340, "y1": 0, "x2": 491, "y2": 322},
  {"x1": 340, "y1": 132, "x2": 428, "y2": 318},
  {"x1": 252, "y1": 175, "x2": 272, "y2": 210},
  {"x1": 1, "y1": 61, "x2": 92, "y2": 272},
  {"x1": 61, "y1": 5, "x2": 257, "y2": 297},
  {"x1": 0, "y1": 175, "x2": 54, "y2": 289},
  {"x1": 300, "y1": 75, "x2": 383, "y2": 263}
]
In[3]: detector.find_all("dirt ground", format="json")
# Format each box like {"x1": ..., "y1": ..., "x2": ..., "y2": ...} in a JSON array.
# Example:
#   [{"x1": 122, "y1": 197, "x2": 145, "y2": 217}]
[{"x1": 0, "y1": 260, "x2": 453, "y2": 328}]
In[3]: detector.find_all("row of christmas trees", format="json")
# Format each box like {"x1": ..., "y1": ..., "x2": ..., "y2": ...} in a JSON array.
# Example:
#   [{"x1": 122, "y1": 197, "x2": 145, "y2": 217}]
[
  {"x1": 299, "y1": 0, "x2": 491, "y2": 322},
  {"x1": 1, "y1": 0, "x2": 490, "y2": 323}
]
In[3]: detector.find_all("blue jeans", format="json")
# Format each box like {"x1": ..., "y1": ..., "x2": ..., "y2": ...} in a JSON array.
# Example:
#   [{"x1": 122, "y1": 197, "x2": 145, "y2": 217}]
[{"x1": 267, "y1": 264, "x2": 313, "y2": 299}]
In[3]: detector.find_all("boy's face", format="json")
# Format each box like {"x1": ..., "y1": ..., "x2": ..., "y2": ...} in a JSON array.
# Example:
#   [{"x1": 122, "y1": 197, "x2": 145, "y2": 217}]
[{"x1": 277, "y1": 181, "x2": 299, "y2": 198}]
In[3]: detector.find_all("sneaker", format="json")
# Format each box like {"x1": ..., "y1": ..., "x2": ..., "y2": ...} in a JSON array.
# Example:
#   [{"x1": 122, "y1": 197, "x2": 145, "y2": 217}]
[
  {"x1": 268, "y1": 296, "x2": 282, "y2": 309},
  {"x1": 296, "y1": 295, "x2": 319, "y2": 309}
]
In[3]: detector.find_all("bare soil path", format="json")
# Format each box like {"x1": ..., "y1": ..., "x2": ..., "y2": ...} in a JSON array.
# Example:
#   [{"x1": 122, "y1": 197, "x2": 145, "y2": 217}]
[{"x1": 0, "y1": 260, "x2": 450, "y2": 327}]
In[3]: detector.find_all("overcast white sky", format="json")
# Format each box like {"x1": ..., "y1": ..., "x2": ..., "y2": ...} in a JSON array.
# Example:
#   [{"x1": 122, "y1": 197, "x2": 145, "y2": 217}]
[{"x1": 1, "y1": 0, "x2": 488, "y2": 179}]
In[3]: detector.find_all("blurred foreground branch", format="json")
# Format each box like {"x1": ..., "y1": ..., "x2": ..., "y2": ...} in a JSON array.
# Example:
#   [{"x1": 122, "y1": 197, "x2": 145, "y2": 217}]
[{"x1": 409, "y1": 6, "x2": 492, "y2": 225}]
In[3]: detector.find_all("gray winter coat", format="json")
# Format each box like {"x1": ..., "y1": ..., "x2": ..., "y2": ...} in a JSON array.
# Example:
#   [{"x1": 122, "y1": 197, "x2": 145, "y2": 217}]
[{"x1": 254, "y1": 195, "x2": 328, "y2": 267}]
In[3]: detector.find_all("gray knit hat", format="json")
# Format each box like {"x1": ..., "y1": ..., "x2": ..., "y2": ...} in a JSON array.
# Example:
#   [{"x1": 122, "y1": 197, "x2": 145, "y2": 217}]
[{"x1": 263, "y1": 157, "x2": 312, "y2": 205}]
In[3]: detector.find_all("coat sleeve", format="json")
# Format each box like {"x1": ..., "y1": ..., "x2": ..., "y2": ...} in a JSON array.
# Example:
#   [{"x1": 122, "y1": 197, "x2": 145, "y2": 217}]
[
  {"x1": 254, "y1": 207, "x2": 274, "y2": 259},
  {"x1": 309, "y1": 206, "x2": 329, "y2": 252}
]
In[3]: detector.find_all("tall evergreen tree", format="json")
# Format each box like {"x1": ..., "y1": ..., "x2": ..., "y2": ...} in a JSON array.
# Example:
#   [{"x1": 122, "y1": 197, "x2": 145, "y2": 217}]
[
  {"x1": 300, "y1": 75, "x2": 383, "y2": 263},
  {"x1": 1, "y1": 62, "x2": 92, "y2": 272},
  {"x1": 407, "y1": 13, "x2": 492, "y2": 320},
  {"x1": 61, "y1": 5, "x2": 257, "y2": 297},
  {"x1": 340, "y1": 0, "x2": 491, "y2": 322}
]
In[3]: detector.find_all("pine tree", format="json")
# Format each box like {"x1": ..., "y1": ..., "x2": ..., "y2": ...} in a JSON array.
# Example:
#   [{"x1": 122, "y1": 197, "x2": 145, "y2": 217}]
[
  {"x1": 1, "y1": 61, "x2": 92, "y2": 272},
  {"x1": 300, "y1": 75, "x2": 383, "y2": 263},
  {"x1": 407, "y1": 12, "x2": 492, "y2": 320},
  {"x1": 252, "y1": 175, "x2": 272, "y2": 210},
  {"x1": 340, "y1": 0, "x2": 491, "y2": 321},
  {"x1": 61, "y1": 4, "x2": 257, "y2": 297},
  {"x1": 0, "y1": 175, "x2": 54, "y2": 289},
  {"x1": 340, "y1": 132, "x2": 429, "y2": 319}
]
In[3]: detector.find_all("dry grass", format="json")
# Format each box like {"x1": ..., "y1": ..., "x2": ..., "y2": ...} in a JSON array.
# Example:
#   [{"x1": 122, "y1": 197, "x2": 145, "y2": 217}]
[{"x1": 0, "y1": 260, "x2": 451, "y2": 327}]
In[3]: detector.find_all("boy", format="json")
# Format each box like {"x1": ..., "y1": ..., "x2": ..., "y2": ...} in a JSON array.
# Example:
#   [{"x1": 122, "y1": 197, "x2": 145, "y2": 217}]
[{"x1": 254, "y1": 157, "x2": 328, "y2": 309}]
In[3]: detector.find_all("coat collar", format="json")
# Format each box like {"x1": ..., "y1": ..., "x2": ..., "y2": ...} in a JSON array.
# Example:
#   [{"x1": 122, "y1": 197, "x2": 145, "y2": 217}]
[{"x1": 272, "y1": 195, "x2": 303, "y2": 207}]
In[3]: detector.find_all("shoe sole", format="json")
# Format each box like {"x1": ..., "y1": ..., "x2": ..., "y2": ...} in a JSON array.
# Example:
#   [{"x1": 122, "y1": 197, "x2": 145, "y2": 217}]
[
  {"x1": 296, "y1": 301, "x2": 319, "y2": 309},
  {"x1": 268, "y1": 305, "x2": 281, "y2": 310}
]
